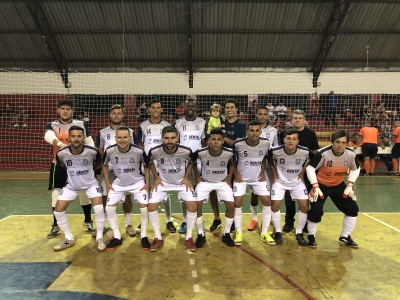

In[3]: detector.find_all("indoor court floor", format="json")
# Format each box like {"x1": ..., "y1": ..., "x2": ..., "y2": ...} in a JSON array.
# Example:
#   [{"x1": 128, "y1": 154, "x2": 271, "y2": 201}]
[{"x1": 0, "y1": 174, "x2": 400, "y2": 300}]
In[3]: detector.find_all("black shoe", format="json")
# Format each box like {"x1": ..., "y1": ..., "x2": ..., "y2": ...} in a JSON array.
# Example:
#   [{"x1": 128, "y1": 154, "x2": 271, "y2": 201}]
[
  {"x1": 195, "y1": 234, "x2": 206, "y2": 248},
  {"x1": 210, "y1": 219, "x2": 222, "y2": 232},
  {"x1": 360, "y1": 169, "x2": 366, "y2": 174},
  {"x1": 230, "y1": 221, "x2": 236, "y2": 233},
  {"x1": 302, "y1": 222, "x2": 308, "y2": 233},
  {"x1": 222, "y1": 233, "x2": 235, "y2": 247},
  {"x1": 282, "y1": 222, "x2": 294, "y2": 233},
  {"x1": 295, "y1": 233, "x2": 307, "y2": 246},
  {"x1": 166, "y1": 221, "x2": 176, "y2": 233},
  {"x1": 141, "y1": 237, "x2": 151, "y2": 250},
  {"x1": 339, "y1": 235, "x2": 358, "y2": 248},
  {"x1": 106, "y1": 238, "x2": 123, "y2": 250},
  {"x1": 393, "y1": 172, "x2": 400, "y2": 176},
  {"x1": 274, "y1": 232, "x2": 283, "y2": 244},
  {"x1": 364, "y1": 173, "x2": 370, "y2": 176},
  {"x1": 368, "y1": 173, "x2": 373, "y2": 176},
  {"x1": 307, "y1": 235, "x2": 317, "y2": 248}
]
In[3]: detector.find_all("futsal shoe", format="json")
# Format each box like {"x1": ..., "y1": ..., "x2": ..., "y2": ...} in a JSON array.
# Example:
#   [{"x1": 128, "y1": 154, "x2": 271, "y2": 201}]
[
  {"x1": 178, "y1": 222, "x2": 187, "y2": 234},
  {"x1": 84, "y1": 221, "x2": 96, "y2": 234},
  {"x1": 339, "y1": 235, "x2": 358, "y2": 248},
  {"x1": 166, "y1": 221, "x2": 176, "y2": 233},
  {"x1": 104, "y1": 228, "x2": 114, "y2": 240},
  {"x1": 141, "y1": 237, "x2": 151, "y2": 250},
  {"x1": 195, "y1": 234, "x2": 206, "y2": 248},
  {"x1": 135, "y1": 223, "x2": 141, "y2": 234},
  {"x1": 274, "y1": 232, "x2": 283, "y2": 244},
  {"x1": 126, "y1": 225, "x2": 137, "y2": 237},
  {"x1": 47, "y1": 225, "x2": 60, "y2": 239},
  {"x1": 295, "y1": 233, "x2": 308, "y2": 246},
  {"x1": 234, "y1": 232, "x2": 243, "y2": 245},
  {"x1": 307, "y1": 235, "x2": 317, "y2": 248},
  {"x1": 53, "y1": 238, "x2": 75, "y2": 251},
  {"x1": 247, "y1": 220, "x2": 258, "y2": 231},
  {"x1": 106, "y1": 238, "x2": 123, "y2": 250},
  {"x1": 260, "y1": 232, "x2": 276, "y2": 245},
  {"x1": 185, "y1": 237, "x2": 197, "y2": 251},
  {"x1": 222, "y1": 233, "x2": 235, "y2": 247},
  {"x1": 149, "y1": 238, "x2": 164, "y2": 252},
  {"x1": 282, "y1": 222, "x2": 294, "y2": 233},
  {"x1": 96, "y1": 238, "x2": 106, "y2": 251},
  {"x1": 209, "y1": 219, "x2": 222, "y2": 232}
]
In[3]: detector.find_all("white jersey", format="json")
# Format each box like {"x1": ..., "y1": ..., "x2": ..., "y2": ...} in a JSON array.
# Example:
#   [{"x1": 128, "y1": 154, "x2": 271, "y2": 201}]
[
  {"x1": 175, "y1": 117, "x2": 206, "y2": 152},
  {"x1": 268, "y1": 145, "x2": 313, "y2": 186},
  {"x1": 97, "y1": 126, "x2": 135, "y2": 151},
  {"x1": 233, "y1": 137, "x2": 270, "y2": 182},
  {"x1": 148, "y1": 144, "x2": 194, "y2": 185},
  {"x1": 103, "y1": 144, "x2": 148, "y2": 186},
  {"x1": 56, "y1": 145, "x2": 101, "y2": 190},
  {"x1": 261, "y1": 125, "x2": 279, "y2": 147},
  {"x1": 138, "y1": 119, "x2": 171, "y2": 155},
  {"x1": 194, "y1": 146, "x2": 234, "y2": 183}
]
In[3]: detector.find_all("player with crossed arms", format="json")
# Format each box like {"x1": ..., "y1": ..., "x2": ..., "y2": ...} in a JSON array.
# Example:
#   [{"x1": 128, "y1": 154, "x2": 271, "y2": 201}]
[
  {"x1": 102, "y1": 126, "x2": 151, "y2": 250},
  {"x1": 53, "y1": 126, "x2": 106, "y2": 252}
]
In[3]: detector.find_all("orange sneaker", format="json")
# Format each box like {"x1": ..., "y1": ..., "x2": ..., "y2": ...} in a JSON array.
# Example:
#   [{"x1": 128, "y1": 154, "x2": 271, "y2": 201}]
[
  {"x1": 185, "y1": 237, "x2": 197, "y2": 251},
  {"x1": 149, "y1": 238, "x2": 164, "y2": 252},
  {"x1": 247, "y1": 220, "x2": 258, "y2": 231}
]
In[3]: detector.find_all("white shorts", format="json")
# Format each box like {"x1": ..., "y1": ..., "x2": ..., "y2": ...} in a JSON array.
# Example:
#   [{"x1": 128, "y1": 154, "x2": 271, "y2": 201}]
[
  {"x1": 233, "y1": 181, "x2": 270, "y2": 197},
  {"x1": 107, "y1": 180, "x2": 148, "y2": 205},
  {"x1": 101, "y1": 169, "x2": 116, "y2": 196},
  {"x1": 270, "y1": 180, "x2": 308, "y2": 201},
  {"x1": 58, "y1": 184, "x2": 102, "y2": 201},
  {"x1": 149, "y1": 182, "x2": 197, "y2": 203},
  {"x1": 196, "y1": 181, "x2": 233, "y2": 203}
]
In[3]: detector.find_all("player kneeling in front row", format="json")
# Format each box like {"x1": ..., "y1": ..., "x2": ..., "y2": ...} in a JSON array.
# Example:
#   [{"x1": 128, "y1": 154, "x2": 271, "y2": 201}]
[
  {"x1": 147, "y1": 126, "x2": 201, "y2": 252},
  {"x1": 306, "y1": 130, "x2": 360, "y2": 248},
  {"x1": 268, "y1": 128, "x2": 313, "y2": 246},
  {"x1": 102, "y1": 126, "x2": 151, "y2": 250},
  {"x1": 233, "y1": 121, "x2": 274, "y2": 245},
  {"x1": 53, "y1": 126, "x2": 106, "y2": 252},
  {"x1": 194, "y1": 128, "x2": 236, "y2": 247}
]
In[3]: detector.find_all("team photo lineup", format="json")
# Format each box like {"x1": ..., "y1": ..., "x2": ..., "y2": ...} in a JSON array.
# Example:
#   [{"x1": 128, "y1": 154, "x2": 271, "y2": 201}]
[{"x1": 41, "y1": 95, "x2": 398, "y2": 253}]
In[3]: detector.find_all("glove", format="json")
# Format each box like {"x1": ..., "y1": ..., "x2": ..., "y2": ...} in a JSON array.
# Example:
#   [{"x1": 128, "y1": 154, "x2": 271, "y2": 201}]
[
  {"x1": 309, "y1": 183, "x2": 324, "y2": 202},
  {"x1": 343, "y1": 181, "x2": 357, "y2": 201}
]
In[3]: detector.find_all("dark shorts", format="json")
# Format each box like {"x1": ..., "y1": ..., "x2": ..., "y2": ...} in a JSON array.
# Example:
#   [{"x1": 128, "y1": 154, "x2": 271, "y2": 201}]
[
  {"x1": 392, "y1": 143, "x2": 400, "y2": 159},
  {"x1": 362, "y1": 143, "x2": 378, "y2": 159},
  {"x1": 48, "y1": 163, "x2": 67, "y2": 190}
]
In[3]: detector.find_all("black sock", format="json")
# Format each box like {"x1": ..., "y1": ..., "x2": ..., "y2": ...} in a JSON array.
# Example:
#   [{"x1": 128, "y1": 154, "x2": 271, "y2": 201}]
[
  {"x1": 52, "y1": 207, "x2": 57, "y2": 226},
  {"x1": 81, "y1": 204, "x2": 92, "y2": 223}
]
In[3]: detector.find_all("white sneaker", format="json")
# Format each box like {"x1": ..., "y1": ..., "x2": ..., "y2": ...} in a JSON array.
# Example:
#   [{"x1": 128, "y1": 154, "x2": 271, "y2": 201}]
[
  {"x1": 96, "y1": 238, "x2": 106, "y2": 251},
  {"x1": 22, "y1": 124, "x2": 28, "y2": 128},
  {"x1": 13, "y1": 124, "x2": 19, "y2": 127},
  {"x1": 53, "y1": 238, "x2": 75, "y2": 251}
]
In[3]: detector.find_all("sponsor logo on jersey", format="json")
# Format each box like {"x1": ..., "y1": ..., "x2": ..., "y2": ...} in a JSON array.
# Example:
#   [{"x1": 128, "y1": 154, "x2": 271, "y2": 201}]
[
  {"x1": 116, "y1": 168, "x2": 122, "y2": 173},
  {"x1": 220, "y1": 161, "x2": 226, "y2": 166},
  {"x1": 176, "y1": 158, "x2": 181, "y2": 164},
  {"x1": 226, "y1": 130, "x2": 234, "y2": 136},
  {"x1": 192, "y1": 191, "x2": 197, "y2": 197},
  {"x1": 344, "y1": 160, "x2": 348, "y2": 166},
  {"x1": 168, "y1": 167, "x2": 182, "y2": 174},
  {"x1": 287, "y1": 169, "x2": 300, "y2": 173},
  {"x1": 189, "y1": 135, "x2": 200, "y2": 140},
  {"x1": 83, "y1": 159, "x2": 88, "y2": 165},
  {"x1": 123, "y1": 168, "x2": 136, "y2": 173},
  {"x1": 250, "y1": 161, "x2": 262, "y2": 166},
  {"x1": 334, "y1": 171, "x2": 347, "y2": 176},
  {"x1": 77, "y1": 170, "x2": 89, "y2": 176},
  {"x1": 205, "y1": 170, "x2": 211, "y2": 174},
  {"x1": 69, "y1": 171, "x2": 75, "y2": 176},
  {"x1": 266, "y1": 133, "x2": 270, "y2": 138},
  {"x1": 195, "y1": 125, "x2": 199, "y2": 130},
  {"x1": 259, "y1": 150, "x2": 264, "y2": 156},
  {"x1": 130, "y1": 158, "x2": 135, "y2": 164},
  {"x1": 279, "y1": 158, "x2": 285, "y2": 164},
  {"x1": 146, "y1": 129, "x2": 151, "y2": 134},
  {"x1": 243, "y1": 161, "x2": 249, "y2": 166},
  {"x1": 295, "y1": 159, "x2": 300, "y2": 165},
  {"x1": 183, "y1": 135, "x2": 188, "y2": 141},
  {"x1": 212, "y1": 170, "x2": 225, "y2": 174},
  {"x1": 152, "y1": 139, "x2": 161, "y2": 144},
  {"x1": 271, "y1": 190, "x2": 275, "y2": 195},
  {"x1": 233, "y1": 186, "x2": 237, "y2": 192}
]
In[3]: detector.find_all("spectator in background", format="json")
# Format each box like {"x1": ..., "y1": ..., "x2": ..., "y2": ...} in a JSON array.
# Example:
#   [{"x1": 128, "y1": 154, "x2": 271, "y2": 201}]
[
  {"x1": 12, "y1": 103, "x2": 30, "y2": 128},
  {"x1": 137, "y1": 102, "x2": 148, "y2": 121},
  {"x1": 363, "y1": 105, "x2": 373, "y2": 123},
  {"x1": 343, "y1": 101, "x2": 356, "y2": 125},
  {"x1": 249, "y1": 100, "x2": 258, "y2": 116},
  {"x1": 392, "y1": 121, "x2": 400, "y2": 176},
  {"x1": 1, "y1": 103, "x2": 14, "y2": 126},
  {"x1": 380, "y1": 136, "x2": 393, "y2": 174},
  {"x1": 309, "y1": 92, "x2": 320, "y2": 119},
  {"x1": 175, "y1": 102, "x2": 185, "y2": 118},
  {"x1": 275, "y1": 101, "x2": 287, "y2": 120},
  {"x1": 266, "y1": 101, "x2": 276, "y2": 124},
  {"x1": 375, "y1": 102, "x2": 390, "y2": 121},
  {"x1": 325, "y1": 91, "x2": 337, "y2": 127},
  {"x1": 380, "y1": 120, "x2": 391, "y2": 138},
  {"x1": 391, "y1": 107, "x2": 398, "y2": 122}
]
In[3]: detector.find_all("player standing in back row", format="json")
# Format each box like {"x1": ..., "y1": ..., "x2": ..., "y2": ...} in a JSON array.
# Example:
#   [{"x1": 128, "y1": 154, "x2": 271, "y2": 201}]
[{"x1": 138, "y1": 99, "x2": 175, "y2": 233}]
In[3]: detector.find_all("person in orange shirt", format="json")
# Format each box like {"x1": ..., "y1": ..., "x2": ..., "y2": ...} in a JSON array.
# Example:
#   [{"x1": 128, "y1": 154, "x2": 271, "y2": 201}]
[
  {"x1": 392, "y1": 121, "x2": 400, "y2": 176},
  {"x1": 353, "y1": 122, "x2": 384, "y2": 176},
  {"x1": 348, "y1": 133, "x2": 364, "y2": 173}
]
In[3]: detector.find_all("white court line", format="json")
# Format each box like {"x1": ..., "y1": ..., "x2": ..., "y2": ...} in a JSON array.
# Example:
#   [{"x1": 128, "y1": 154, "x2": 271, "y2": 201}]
[
  {"x1": 363, "y1": 213, "x2": 400, "y2": 233},
  {"x1": 0, "y1": 216, "x2": 11, "y2": 222},
  {"x1": 193, "y1": 284, "x2": 200, "y2": 292},
  {"x1": 189, "y1": 259, "x2": 195, "y2": 265},
  {"x1": 192, "y1": 270, "x2": 198, "y2": 278}
]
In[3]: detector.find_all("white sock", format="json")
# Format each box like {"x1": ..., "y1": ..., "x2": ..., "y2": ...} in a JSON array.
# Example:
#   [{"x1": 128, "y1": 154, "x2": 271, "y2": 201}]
[
  {"x1": 51, "y1": 189, "x2": 61, "y2": 207},
  {"x1": 196, "y1": 216, "x2": 203, "y2": 235},
  {"x1": 93, "y1": 204, "x2": 105, "y2": 240},
  {"x1": 149, "y1": 211, "x2": 162, "y2": 240},
  {"x1": 271, "y1": 211, "x2": 281, "y2": 233},
  {"x1": 106, "y1": 206, "x2": 121, "y2": 239},
  {"x1": 185, "y1": 211, "x2": 197, "y2": 239},
  {"x1": 307, "y1": 221, "x2": 318, "y2": 236},
  {"x1": 234, "y1": 207, "x2": 243, "y2": 234},
  {"x1": 224, "y1": 217, "x2": 233, "y2": 234},
  {"x1": 296, "y1": 211, "x2": 308, "y2": 234},
  {"x1": 181, "y1": 202, "x2": 187, "y2": 222},
  {"x1": 341, "y1": 215, "x2": 357, "y2": 237},
  {"x1": 140, "y1": 207, "x2": 149, "y2": 238},
  {"x1": 54, "y1": 211, "x2": 74, "y2": 240},
  {"x1": 261, "y1": 206, "x2": 272, "y2": 235},
  {"x1": 124, "y1": 212, "x2": 132, "y2": 227},
  {"x1": 250, "y1": 205, "x2": 258, "y2": 221},
  {"x1": 163, "y1": 196, "x2": 172, "y2": 222}
]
